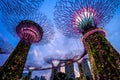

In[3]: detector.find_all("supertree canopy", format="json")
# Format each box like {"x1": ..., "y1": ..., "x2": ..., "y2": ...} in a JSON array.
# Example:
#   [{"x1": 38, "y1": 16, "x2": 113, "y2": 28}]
[
  {"x1": 44, "y1": 55, "x2": 61, "y2": 80},
  {"x1": 54, "y1": 0, "x2": 120, "y2": 38},
  {"x1": 0, "y1": 9, "x2": 54, "y2": 79},
  {"x1": 54, "y1": 0, "x2": 120, "y2": 79},
  {"x1": 1, "y1": 10, "x2": 54, "y2": 45},
  {"x1": 22, "y1": 65, "x2": 42, "y2": 80},
  {"x1": 0, "y1": 0, "x2": 44, "y2": 15},
  {"x1": 0, "y1": 20, "x2": 43, "y2": 79}
]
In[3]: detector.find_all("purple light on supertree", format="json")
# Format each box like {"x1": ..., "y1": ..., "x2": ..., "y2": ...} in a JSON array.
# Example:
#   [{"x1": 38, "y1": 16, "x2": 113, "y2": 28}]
[
  {"x1": 0, "y1": 9, "x2": 54, "y2": 79},
  {"x1": 0, "y1": 20, "x2": 43, "y2": 79},
  {"x1": 54, "y1": 0, "x2": 120, "y2": 79},
  {"x1": 0, "y1": 0, "x2": 44, "y2": 15},
  {"x1": 1, "y1": 10, "x2": 54, "y2": 45},
  {"x1": 54, "y1": 0, "x2": 120, "y2": 38},
  {"x1": 16, "y1": 20, "x2": 43, "y2": 44}
]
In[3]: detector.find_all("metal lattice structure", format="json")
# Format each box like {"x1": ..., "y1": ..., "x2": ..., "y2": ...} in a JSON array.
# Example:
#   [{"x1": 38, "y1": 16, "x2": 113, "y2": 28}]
[
  {"x1": 54, "y1": 0, "x2": 120, "y2": 38},
  {"x1": 0, "y1": 0, "x2": 44, "y2": 15},
  {"x1": 0, "y1": 20, "x2": 43, "y2": 79},
  {"x1": 54, "y1": 0, "x2": 120, "y2": 79},
  {"x1": 0, "y1": 8, "x2": 54, "y2": 79},
  {"x1": 44, "y1": 55, "x2": 61, "y2": 80},
  {"x1": 1, "y1": 10, "x2": 54, "y2": 45}
]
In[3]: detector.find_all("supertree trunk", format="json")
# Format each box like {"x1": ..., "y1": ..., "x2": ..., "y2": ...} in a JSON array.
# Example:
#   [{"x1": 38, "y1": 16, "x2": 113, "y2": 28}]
[
  {"x1": 51, "y1": 67, "x2": 59, "y2": 80},
  {"x1": 82, "y1": 28, "x2": 120, "y2": 80},
  {"x1": 27, "y1": 70, "x2": 32, "y2": 80},
  {"x1": 51, "y1": 64, "x2": 61, "y2": 80},
  {"x1": 0, "y1": 38, "x2": 31, "y2": 79}
]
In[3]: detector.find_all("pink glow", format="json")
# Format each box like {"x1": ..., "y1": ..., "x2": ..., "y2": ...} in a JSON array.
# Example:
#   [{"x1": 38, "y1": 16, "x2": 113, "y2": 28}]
[
  {"x1": 81, "y1": 28, "x2": 106, "y2": 51},
  {"x1": 16, "y1": 22, "x2": 43, "y2": 43},
  {"x1": 72, "y1": 8, "x2": 97, "y2": 27}
]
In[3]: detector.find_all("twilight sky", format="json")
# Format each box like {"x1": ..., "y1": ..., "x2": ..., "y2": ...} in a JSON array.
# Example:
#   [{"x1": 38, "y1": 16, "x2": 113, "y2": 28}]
[{"x1": 0, "y1": 0, "x2": 120, "y2": 79}]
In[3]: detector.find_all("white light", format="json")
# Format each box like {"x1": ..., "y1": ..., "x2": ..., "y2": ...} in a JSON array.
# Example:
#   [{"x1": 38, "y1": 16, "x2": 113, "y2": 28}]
[
  {"x1": 52, "y1": 60, "x2": 60, "y2": 67},
  {"x1": 29, "y1": 66, "x2": 35, "y2": 70}
]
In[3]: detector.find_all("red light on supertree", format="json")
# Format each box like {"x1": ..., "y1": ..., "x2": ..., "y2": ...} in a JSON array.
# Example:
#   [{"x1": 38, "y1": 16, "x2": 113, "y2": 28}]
[{"x1": 54, "y1": 0, "x2": 120, "y2": 79}]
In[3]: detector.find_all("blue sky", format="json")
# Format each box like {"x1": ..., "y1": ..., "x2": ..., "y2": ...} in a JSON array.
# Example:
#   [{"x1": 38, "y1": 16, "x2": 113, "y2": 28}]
[{"x1": 0, "y1": 0, "x2": 120, "y2": 79}]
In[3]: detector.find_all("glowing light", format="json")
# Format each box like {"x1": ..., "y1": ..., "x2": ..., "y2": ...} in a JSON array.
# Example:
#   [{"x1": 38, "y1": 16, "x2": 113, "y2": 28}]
[
  {"x1": 29, "y1": 66, "x2": 35, "y2": 70},
  {"x1": 72, "y1": 8, "x2": 97, "y2": 28},
  {"x1": 52, "y1": 60, "x2": 60, "y2": 67}
]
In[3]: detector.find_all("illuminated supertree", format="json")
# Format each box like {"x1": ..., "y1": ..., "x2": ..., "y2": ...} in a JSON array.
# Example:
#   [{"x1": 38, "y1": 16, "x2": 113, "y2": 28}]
[
  {"x1": 22, "y1": 65, "x2": 42, "y2": 80},
  {"x1": 54, "y1": 0, "x2": 120, "y2": 79},
  {"x1": 0, "y1": 0, "x2": 44, "y2": 15},
  {"x1": 0, "y1": 10, "x2": 54, "y2": 79},
  {"x1": 0, "y1": 20, "x2": 43, "y2": 79},
  {"x1": 44, "y1": 56, "x2": 61, "y2": 80}
]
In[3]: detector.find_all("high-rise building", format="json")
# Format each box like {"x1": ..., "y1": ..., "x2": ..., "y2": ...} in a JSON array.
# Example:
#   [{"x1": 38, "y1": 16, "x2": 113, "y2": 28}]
[
  {"x1": 81, "y1": 58, "x2": 92, "y2": 80},
  {"x1": 34, "y1": 76, "x2": 40, "y2": 80},
  {"x1": 65, "y1": 61, "x2": 75, "y2": 80},
  {"x1": 40, "y1": 76, "x2": 46, "y2": 80}
]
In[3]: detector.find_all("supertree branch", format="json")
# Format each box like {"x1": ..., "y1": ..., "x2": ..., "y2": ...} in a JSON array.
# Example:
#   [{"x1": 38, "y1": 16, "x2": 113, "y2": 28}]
[
  {"x1": 1, "y1": 10, "x2": 54, "y2": 45},
  {"x1": 44, "y1": 56, "x2": 61, "y2": 80},
  {"x1": 54, "y1": 0, "x2": 120, "y2": 79},
  {"x1": 54, "y1": 0, "x2": 120, "y2": 37},
  {"x1": 0, "y1": 8, "x2": 54, "y2": 79},
  {"x1": 0, "y1": 0, "x2": 44, "y2": 15},
  {"x1": 23, "y1": 65, "x2": 42, "y2": 80}
]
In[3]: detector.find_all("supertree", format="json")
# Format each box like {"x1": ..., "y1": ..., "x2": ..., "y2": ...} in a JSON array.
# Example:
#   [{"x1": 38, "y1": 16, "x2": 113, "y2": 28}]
[
  {"x1": 44, "y1": 55, "x2": 61, "y2": 80},
  {"x1": 54, "y1": 0, "x2": 120, "y2": 79},
  {"x1": 22, "y1": 65, "x2": 42, "y2": 80},
  {"x1": 0, "y1": 10, "x2": 54, "y2": 79},
  {"x1": 0, "y1": 0, "x2": 44, "y2": 15}
]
